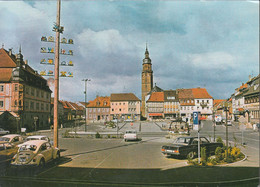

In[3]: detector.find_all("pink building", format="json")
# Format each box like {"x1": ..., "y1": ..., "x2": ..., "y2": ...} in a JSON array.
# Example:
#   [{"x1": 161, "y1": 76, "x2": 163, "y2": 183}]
[{"x1": 110, "y1": 93, "x2": 141, "y2": 121}]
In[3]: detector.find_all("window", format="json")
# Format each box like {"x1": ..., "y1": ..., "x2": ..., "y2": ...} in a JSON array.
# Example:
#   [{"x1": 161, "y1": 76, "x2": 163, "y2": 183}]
[
  {"x1": 97, "y1": 108, "x2": 100, "y2": 112},
  {"x1": 112, "y1": 109, "x2": 114, "y2": 112},
  {"x1": 45, "y1": 104, "x2": 49, "y2": 111},
  {"x1": 26, "y1": 87, "x2": 29, "y2": 94},
  {"x1": 0, "y1": 101, "x2": 3, "y2": 108},
  {"x1": 31, "y1": 88, "x2": 35, "y2": 96},
  {"x1": 197, "y1": 100, "x2": 199, "y2": 103},
  {"x1": 41, "y1": 91, "x2": 44, "y2": 98},
  {"x1": 41, "y1": 103, "x2": 44, "y2": 110},
  {"x1": 0, "y1": 85, "x2": 4, "y2": 92},
  {"x1": 207, "y1": 100, "x2": 209, "y2": 103},
  {"x1": 36, "y1": 103, "x2": 40, "y2": 110},
  {"x1": 36, "y1": 90, "x2": 40, "y2": 97},
  {"x1": 15, "y1": 84, "x2": 18, "y2": 91},
  {"x1": 119, "y1": 109, "x2": 121, "y2": 111},
  {"x1": 89, "y1": 108, "x2": 92, "y2": 112},
  {"x1": 30, "y1": 102, "x2": 34, "y2": 110}
]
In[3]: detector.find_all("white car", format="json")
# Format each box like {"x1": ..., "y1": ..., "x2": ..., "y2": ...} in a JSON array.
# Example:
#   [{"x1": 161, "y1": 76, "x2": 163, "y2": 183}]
[
  {"x1": 25, "y1": 135, "x2": 50, "y2": 142},
  {"x1": 124, "y1": 130, "x2": 138, "y2": 141},
  {"x1": 0, "y1": 128, "x2": 9, "y2": 135},
  {"x1": 0, "y1": 134, "x2": 23, "y2": 147},
  {"x1": 11, "y1": 140, "x2": 60, "y2": 168}
]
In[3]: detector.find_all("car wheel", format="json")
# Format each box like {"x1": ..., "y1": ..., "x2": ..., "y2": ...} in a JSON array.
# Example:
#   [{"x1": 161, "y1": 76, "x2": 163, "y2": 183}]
[
  {"x1": 38, "y1": 158, "x2": 45, "y2": 169},
  {"x1": 187, "y1": 151, "x2": 195, "y2": 159}
]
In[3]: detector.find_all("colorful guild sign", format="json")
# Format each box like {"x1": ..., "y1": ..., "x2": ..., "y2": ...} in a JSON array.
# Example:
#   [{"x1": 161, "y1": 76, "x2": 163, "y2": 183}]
[
  {"x1": 40, "y1": 71, "x2": 46, "y2": 76},
  {"x1": 68, "y1": 72, "x2": 73, "y2": 77},
  {"x1": 61, "y1": 37, "x2": 67, "y2": 44},
  {"x1": 68, "y1": 61, "x2": 74, "y2": 66},
  {"x1": 68, "y1": 50, "x2": 73, "y2": 55},
  {"x1": 68, "y1": 39, "x2": 73, "y2": 44},
  {"x1": 48, "y1": 47, "x2": 54, "y2": 53},
  {"x1": 60, "y1": 71, "x2": 67, "y2": 77},
  {"x1": 48, "y1": 70, "x2": 54, "y2": 76},
  {"x1": 61, "y1": 49, "x2": 66, "y2": 54},
  {"x1": 48, "y1": 58, "x2": 54, "y2": 65},
  {"x1": 40, "y1": 47, "x2": 47, "y2": 53},
  {"x1": 61, "y1": 61, "x2": 67, "y2": 66},
  {"x1": 41, "y1": 36, "x2": 47, "y2": 42},
  {"x1": 40, "y1": 59, "x2": 46, "y2": 64},
  {"x1": 48, "y1": 36, "x2": 54, "y2": 42}
]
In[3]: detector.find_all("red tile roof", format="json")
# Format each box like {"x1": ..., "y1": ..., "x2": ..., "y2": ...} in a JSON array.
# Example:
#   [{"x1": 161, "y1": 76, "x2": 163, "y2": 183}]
[
  {"x1": 213, "y1": 99, "x2": 225, "y2": 107},
  {"x1": 110, "y1": 93, "x2": 140, "y2": 101},
  {"x1": 0, "y1": 69, "x2": 13, "y2": 82},
  {"x1": 191, "y1": 88, "x2": 213, "y2": 99},
  {"x1": 0, "y1": 48, "x2": 17, "y2": 68},
  {"x1": 147, "y1": 92, "x2": 164, "y2": 102},
  {"x1": 87, "y1": 96, "x2": 110, "y2": 108},
  {"x1": 178, "y1": 89, "x2": 193, "y2": 99}
]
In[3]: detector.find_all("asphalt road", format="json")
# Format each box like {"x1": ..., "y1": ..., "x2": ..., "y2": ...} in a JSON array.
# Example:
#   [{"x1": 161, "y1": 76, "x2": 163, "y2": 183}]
[{"x1": 0, "y1": 120, "x2": 259, "y2": 186}]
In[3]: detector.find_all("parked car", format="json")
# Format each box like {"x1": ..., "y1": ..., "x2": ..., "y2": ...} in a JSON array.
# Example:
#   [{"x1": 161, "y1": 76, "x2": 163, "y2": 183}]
[
  {"x1": 161, "y1": 136, "x2": 223, "y2": 159},
  {"x1": 227, "y1": 120, "x2": 232, "y2": 126},
  {"x1": 0, "y1": 134, "x2": 23, "y2": 147},
  {"x1": 11, "y1": 140, "x2": 60, "y2": 168},
  {"x1": 25, "y1": 135, "x2": 50, "y2": 142},
  {"x1": 0, "y1": 128, "x2": 10, "y2": 135},
  {"x1": 124, "y1": 119, "x2": 134, "y2": 123},
  {"x1": 0, "y1": 142, "x2": 19, "y2": 161},
  {"x1": 124, "y1": 130, "x2": 138, "y2": 141}
]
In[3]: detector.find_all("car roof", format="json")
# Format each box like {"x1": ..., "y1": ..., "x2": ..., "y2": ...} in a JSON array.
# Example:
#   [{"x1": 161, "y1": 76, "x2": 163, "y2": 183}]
[
  {"x1": 2, "y1": 134, "x2": 21, "y2": 138},
  {"x1": 19, "y1": 140, "x2": 48, "y2": 147},
  {"x1": 26, "y1": 135, "x2": 48, "y2": 139}
]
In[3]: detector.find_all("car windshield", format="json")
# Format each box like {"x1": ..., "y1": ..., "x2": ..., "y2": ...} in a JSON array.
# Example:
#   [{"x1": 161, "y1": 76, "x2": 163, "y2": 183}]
[
  {"x1": 0, "y1": 137, "x2": 10, "y2": 142},
  {"x1": 26, "y1": 138, "x2": 40, "y2": 141},
  {"x1": 126, "y1": 131, "x2": 136, "y2": 134},
  {"x1": 19, "y1": 144, "x2": 37, "y2": 152},
  {"x1": 174, "y1": 137, "x2": 190, "y2": 145}
]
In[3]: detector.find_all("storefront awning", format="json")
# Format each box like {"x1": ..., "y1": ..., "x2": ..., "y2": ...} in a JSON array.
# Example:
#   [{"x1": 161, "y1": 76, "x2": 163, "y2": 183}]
[{"x1": 149, "y1": 113, "x2": 163, "y2": 116}]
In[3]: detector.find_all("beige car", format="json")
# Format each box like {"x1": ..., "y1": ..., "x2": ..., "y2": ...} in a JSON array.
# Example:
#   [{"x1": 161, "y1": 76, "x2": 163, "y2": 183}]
[
  {"x1": 11, "y1": 140, "x2": 60, "y2": 168},
  {"x1": 0, "y1": 134, "x2": 23, "y2": 148}
]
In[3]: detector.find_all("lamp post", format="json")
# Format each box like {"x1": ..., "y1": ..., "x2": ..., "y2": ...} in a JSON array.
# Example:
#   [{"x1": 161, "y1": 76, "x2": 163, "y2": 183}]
[
  {"x1": 224, "y1": 102, "x2": 229, "y2": 159},
  {"x1": 34, "y1": 116, "x2": 38, "y2": 132},
  {"x1": 82, "y1": 79, "x2": 90, "y2": 132},
  {"x1": 16, "y1": 117, "x2": 20, "y2": 134}
]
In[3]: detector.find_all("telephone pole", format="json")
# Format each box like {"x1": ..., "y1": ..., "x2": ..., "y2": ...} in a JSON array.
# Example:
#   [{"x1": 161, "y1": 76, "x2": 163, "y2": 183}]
[{"x1": 82, "y1": 79, "x2": 91, "y2": 132}]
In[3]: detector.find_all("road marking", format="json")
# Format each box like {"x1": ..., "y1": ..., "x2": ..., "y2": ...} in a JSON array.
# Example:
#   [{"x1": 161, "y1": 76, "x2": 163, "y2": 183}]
[
  {"x1": 71, "y1": 155, "x2": 81, "y2": 160},
  {"x1": 88, "y1": 152, "x2": 113, "y2": 179}
]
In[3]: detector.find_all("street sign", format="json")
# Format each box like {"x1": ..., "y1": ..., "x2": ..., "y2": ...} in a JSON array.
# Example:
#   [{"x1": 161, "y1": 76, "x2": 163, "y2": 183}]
[{"x1": 193, "y1": 112, "x2": 199, "y2": 125}]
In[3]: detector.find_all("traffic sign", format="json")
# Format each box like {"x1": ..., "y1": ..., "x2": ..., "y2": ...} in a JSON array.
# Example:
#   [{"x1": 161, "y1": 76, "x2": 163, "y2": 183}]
[{"x1": 193, "y1": 112, "x2": 199, "y2": 125}]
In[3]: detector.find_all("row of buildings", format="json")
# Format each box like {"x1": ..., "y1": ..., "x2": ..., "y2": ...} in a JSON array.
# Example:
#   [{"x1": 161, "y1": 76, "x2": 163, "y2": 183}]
[{"x1": 214, "y1": 74, "x2": 259, "y2": 126}]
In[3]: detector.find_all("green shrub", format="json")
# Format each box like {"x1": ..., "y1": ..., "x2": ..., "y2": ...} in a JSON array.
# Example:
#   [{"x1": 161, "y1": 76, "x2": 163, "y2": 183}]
[
  {"x1": 216, "y1": 136, "x2": 224, "y2": 145},
  {"x1": 107, "y1": 134, "x2": 111, "y2": 138},
  {"x1": 95, "y1": 132, "x2": 101, "y2": 138},
  {"x1": 201, "y1": 147, "x2": 208, "y2": 166},
  {"x1": 215, "y1": 146, "x2": 224, "y2": 162}
]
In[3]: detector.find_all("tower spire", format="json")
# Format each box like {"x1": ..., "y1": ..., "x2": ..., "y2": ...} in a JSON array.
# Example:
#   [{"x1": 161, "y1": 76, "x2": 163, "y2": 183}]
[{"x1": 19, "y1": 44, "x2": 21, "y2": 53}]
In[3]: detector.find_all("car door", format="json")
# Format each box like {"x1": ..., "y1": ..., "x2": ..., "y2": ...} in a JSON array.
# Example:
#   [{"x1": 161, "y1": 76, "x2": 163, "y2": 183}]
[
  {"x1": 39, "y1": 143, "x2": 52, "y2": 162},
  {"x1": 200, "y1": 137, "x2": 213, "y2": 154},
  {"x1": 189, "y1": 138, "x2": 199, "y2": 154},
  {"x1": 45, "y1": 142, "x2": 53, "y2": 161}
]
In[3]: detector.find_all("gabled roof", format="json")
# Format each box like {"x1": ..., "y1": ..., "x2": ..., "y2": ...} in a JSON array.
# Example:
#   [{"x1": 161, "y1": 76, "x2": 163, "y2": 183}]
[
  {"x1": 0, "y1": 69, "x2": 13, "y2": 82},
  {"x1": 0, "y1": 48, "x2": 17, "y2": 68},
  {"x1": 69, "y1": 102, "x2": 84, "y2": 111},
  {"x1": 148, "y1": 84, "x2": 164, "y2": 95},
  {"x1": 110, "y1": 93, "x2": 140, "y2": 102},
  {"x1": 191, "y1": 88, "x2": 213, "y2": 99},
  {"x1": 213, "y1": 99, "x2": 225, "y2": 107},
  {"x1": 147, "y1": 92, "x2": 164, "y2": 102},
  {"x1": 87, "y1": 96, "x2": 110, "y2": 108},
  {"x1": 177, "y1": 89, "x2": 193, "y2": 99}
]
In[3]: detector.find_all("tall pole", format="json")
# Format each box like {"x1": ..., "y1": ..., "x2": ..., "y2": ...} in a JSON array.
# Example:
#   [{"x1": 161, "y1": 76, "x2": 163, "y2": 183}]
[
  {"x1": 82, "y1": 79, "x2": 90, "y2": 132},
  {"x1": 54, "y1": 0, "x2": 61, "y2": 148},
  {"x1": 225, "y1": 105, "x2": 228, "y2": 158}
]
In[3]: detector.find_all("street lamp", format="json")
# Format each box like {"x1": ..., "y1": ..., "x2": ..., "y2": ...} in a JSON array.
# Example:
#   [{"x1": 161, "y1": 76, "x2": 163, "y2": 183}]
[
  {"x1": 82, "y1": 79, "x2": 91, "y2": 132},
  {"x1": 16, "y1": 117, "x2": 20, "y2": 133},
  {"x1": 34, "y1": 116, "x2": 38, "y2": 132},
  {"x1": 224, "y1": 102, "x2": 229, "y2": 159}
]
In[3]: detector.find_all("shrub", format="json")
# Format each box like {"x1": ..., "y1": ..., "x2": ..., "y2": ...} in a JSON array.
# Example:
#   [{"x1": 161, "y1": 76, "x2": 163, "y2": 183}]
[
  {"x1": 107, "y1": 134, "x2": 111, "y2": 138},
  {"x1": 95, "y1": 132, "x2": 101, "y2": 138},
  {"x1": 215, "y1": 147, "x2": 224, "y2": 162},
  {"x1": 201, "y1": 147, "x2": 208, "y2": 166},
  {"x1": 216, "y1": 136, "x2": 224, "y2": 145}
]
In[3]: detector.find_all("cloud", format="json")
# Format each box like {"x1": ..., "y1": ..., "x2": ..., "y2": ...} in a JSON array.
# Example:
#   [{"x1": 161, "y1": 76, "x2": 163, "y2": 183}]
[{"x1": 189, "y1": 52, "x2": 236, "y2": 70}]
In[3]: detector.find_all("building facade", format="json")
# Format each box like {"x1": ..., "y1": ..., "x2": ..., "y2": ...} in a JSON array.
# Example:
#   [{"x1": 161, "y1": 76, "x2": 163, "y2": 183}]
[
  {"x1": 141, "y1": 45, "x2": 153, "y2": 117},
  {"x1": 163, "y1": 90, "x2": 179, "y2": 119},
  {"x1": 86, "y1": 96, "x2": 110, "y2": 122},
  {"x1": 146, "y1": 92, "x2": 164, "y2": 120},
  {"x1": 110, "y1": 93, "x2": 141, "y2": 121},
  {"x1": 0, "y1": 47, "x2": 51, "y2": 132}
]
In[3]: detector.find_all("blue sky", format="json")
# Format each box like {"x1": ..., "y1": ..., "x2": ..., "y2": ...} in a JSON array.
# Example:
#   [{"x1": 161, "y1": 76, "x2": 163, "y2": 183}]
[{"x1": 0, "y1": 0, "x2": 259, "y2": 102}]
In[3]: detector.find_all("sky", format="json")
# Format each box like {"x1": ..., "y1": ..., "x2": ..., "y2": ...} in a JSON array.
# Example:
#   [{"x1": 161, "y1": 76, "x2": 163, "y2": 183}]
[{"x1": 0, "y1": 0, "x2": 259, "y2": 102}]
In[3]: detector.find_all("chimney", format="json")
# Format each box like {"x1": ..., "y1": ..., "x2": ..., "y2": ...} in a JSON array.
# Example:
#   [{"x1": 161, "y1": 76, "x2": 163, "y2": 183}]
[
  {"x1": 25, "y1": 60, "x2": 28, "y2": 65},
  {"x1": 249, "y1": 75, "x2": 252, "y2": 81},
  {"x1": 9, "y1": 49, "x2": 12, "y2": 56}
]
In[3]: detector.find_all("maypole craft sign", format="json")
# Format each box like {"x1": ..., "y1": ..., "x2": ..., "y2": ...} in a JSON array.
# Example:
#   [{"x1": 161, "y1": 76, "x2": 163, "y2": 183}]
[{"x1": 40, "y1": 35, "x2": 74, "y2": 77}]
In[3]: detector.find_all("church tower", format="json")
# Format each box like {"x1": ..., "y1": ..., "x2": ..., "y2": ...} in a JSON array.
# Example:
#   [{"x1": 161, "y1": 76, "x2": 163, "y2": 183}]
[{"x1": 141, "y1": 44, "x2": 153, "y2": 117}]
